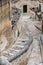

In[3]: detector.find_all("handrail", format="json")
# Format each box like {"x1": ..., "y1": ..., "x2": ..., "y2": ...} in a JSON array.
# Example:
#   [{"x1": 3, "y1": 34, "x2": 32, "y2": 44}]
[
  {"x1": 8, "y1": 35, "x2": 33, "y2": 62},
  {"x1": 0, "y1": 35, "x2": 33, "y2": 65}
]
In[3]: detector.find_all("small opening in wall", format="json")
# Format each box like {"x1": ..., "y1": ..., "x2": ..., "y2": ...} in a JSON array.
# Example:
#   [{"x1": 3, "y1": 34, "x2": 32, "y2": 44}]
[{"x1": 23, "y1": 5, "x2": 27, "y2": 13}]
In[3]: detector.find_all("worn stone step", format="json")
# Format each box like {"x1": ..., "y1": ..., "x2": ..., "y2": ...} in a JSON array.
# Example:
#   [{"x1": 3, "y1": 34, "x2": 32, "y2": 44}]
[{"x1": 13, "y1": 45, "x2": 24, "y2": 48}]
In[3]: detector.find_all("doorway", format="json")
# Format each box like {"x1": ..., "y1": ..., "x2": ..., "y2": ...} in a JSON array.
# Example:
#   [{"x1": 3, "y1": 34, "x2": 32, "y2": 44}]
[{"x1": 23, "y1": 5, "x2": 27, "y2": 13}]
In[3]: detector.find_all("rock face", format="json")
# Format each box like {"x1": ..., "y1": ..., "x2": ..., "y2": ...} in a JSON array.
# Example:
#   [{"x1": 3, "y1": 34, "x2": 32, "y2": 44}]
[
  {"x1": 0, "y1": 20, "x2": 15, "y2": 50},
  {"x1": 0, "y1": 35, "x2": 8, "y2": 51}
]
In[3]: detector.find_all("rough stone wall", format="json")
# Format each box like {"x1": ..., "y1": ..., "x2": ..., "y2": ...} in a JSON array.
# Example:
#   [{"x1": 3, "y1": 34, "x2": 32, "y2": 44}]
[
  {"x1": 0, "y1": 19, "x2": 14, "y2": 50},
  {"x1": 15, "y1": 0, "x2": 38, "y2": 32}
]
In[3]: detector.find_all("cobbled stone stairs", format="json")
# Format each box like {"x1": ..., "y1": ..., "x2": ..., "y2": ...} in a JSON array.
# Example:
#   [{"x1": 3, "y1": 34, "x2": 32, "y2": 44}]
[{"x1": 0, "y1": 14, "x2": 43, "y2": 65}]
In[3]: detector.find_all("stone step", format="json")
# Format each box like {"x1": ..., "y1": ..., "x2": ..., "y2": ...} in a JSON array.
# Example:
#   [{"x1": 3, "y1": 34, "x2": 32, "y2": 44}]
[
  {"x1": 13, "y1": 45, "x2": 25, "y2": 48},
  {"x1": 16, "y1": 39, "x2": 29, "y2": 42},
  {"x1": 14, "y1": 49, "x2": 21, "y2": 52},
  {"x1": 14, "y1": 42, "x2": 27, "y2": 46},
  {"x1": 12, "y1": 46, "x2": 24, "y2": 50}
]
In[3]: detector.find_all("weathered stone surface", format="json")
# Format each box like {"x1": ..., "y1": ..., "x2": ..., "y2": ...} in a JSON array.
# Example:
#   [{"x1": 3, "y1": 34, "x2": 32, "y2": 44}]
[
  {"x1": 0, "y1": 56, "x2": 11, "y2": 65},
  {"x1": 0, "y1": 0, "x2": 43, "y2": 65}
]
